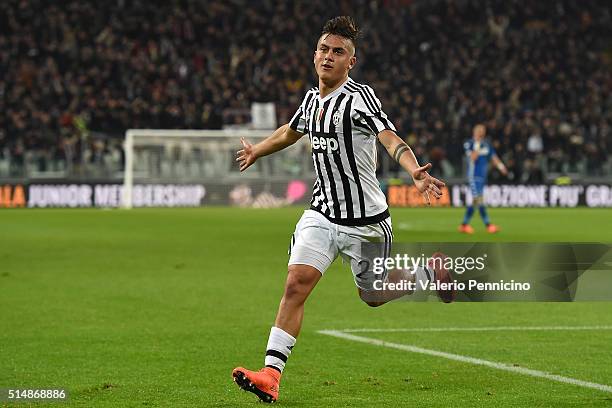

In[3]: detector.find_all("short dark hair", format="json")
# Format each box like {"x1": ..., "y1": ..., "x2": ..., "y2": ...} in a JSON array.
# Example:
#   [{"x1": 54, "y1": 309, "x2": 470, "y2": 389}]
[{"x1": 321, "y1": 16, "x2": 360, "y2": 47}]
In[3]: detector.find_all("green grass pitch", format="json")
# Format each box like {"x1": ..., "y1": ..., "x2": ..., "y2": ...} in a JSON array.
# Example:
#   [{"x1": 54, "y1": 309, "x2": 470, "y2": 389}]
[{"x1": 1, "y1": 207, "x2": 612, "y2": 407}]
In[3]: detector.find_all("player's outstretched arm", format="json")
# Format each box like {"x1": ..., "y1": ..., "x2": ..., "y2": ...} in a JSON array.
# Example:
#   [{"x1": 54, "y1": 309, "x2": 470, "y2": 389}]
[
  {"x1": 236, "y1": 124, "x2": 304, "y2": 172},
  {"x1": 378, "y1": 129, "x2": 446, "y2": 205}
]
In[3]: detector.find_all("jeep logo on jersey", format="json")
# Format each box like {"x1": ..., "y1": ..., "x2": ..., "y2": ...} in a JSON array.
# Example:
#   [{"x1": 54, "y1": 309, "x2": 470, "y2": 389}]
[{"x1": 311, "y1": 132, "x2": 340, "y2": 155}]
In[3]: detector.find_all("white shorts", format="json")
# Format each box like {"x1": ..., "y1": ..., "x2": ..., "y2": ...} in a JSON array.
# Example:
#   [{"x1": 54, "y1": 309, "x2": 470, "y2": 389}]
[{"x1": 288, "y1": 210, "x2": 393, "y2": 291}]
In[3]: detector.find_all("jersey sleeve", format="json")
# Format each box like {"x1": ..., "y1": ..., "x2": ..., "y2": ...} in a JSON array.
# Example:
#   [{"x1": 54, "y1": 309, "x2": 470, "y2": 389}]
[
  {"x1": 288, "y1": 89, "x2": 316, "y2": 134},
  {"x1": 488, "y1": 143, "x2": 497, "y2": 160},
  {"x1": 351, "y1": 85, "x2": 396, "y2": 136}
]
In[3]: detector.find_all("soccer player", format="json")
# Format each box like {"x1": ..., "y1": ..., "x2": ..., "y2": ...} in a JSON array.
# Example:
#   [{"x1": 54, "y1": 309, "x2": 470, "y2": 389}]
[
  {"x1": 458, "y1": 124, "x2": 508, "y2": 234},
  {"x1": 232, "y1": 16, "x2": 451, "y2": 403}
]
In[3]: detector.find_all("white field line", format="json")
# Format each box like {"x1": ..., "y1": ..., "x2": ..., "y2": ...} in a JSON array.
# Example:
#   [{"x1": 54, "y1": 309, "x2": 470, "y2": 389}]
[
  {"x1": 317, "y1": 329, "x2": 612, "y2": 394},
  {"x1": 334, "y1": 325, "x2": 612, "y2": 333}
]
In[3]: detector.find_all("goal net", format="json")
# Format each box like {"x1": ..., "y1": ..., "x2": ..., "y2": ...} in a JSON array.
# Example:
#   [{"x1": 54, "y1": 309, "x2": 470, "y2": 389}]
[{"x1": 122, "y1": 129, "x2": 313, "y2": 209}]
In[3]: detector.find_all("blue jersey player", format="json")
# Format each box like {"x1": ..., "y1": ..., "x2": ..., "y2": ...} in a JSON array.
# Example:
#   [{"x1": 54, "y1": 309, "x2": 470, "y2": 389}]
[{"x1": 459, "y1": 124, "x2": 507, "y2": 234}]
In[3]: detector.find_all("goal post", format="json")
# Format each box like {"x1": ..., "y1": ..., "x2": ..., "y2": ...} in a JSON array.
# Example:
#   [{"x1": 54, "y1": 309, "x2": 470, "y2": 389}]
[{"x1": 122, "y1": 129, "x2": 311, "y2": 209}]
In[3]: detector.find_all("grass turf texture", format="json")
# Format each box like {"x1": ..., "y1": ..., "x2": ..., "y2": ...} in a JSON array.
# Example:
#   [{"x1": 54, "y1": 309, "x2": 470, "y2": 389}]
[{"x1": 1, "y1": 207, "x2": 611, "y2": 407}]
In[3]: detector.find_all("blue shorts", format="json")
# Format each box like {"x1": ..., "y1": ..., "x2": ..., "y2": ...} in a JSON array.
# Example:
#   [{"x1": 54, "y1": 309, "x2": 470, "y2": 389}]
[{"x1": 469, "y1": 179, "x2": 485, "y2": 197}]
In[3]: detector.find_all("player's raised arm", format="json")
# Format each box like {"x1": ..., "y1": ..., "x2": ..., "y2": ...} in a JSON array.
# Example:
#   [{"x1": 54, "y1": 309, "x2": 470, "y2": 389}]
[
  {"x1": 377, "y1": 129, "x2": 446, "y2": 204},
  {"x1": 236, "y1": 124, "x2": 304, "y2": 172}
]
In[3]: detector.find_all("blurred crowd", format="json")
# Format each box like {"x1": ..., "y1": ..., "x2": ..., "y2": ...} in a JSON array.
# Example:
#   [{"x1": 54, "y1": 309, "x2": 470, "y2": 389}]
[{"x1": 0, "y1": 0, "x2": 610, "y2": 180}]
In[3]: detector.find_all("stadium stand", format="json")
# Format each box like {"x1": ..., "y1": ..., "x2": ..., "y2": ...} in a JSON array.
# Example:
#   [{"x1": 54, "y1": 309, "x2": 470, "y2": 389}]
[{"x1": 0, "y1": 0, "x2": 610, "y2": 180}]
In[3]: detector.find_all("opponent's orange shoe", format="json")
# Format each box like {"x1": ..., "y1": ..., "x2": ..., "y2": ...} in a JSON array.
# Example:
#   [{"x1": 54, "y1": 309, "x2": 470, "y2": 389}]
[
  {"x1": 458, "y1": 224, "x2": 474, "y2": 234},
  {"x1": 428, "y1": 252, "x2": 456, "y2": 303},
  {"x1": 486, "y1": 224, "x2": 500, "y2": 233},
  {"x1": 232, "y1": 366, "x2": 280, "y2": 403}
]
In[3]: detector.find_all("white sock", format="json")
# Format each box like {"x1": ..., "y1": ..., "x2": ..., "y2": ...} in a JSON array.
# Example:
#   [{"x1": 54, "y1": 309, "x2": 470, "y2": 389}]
[
  {"x1": 264, "y1": 327, "x2": 296, "y2": 373},
  {"x1": 412, "y1": 265, "x2": 434, "y2": 291}
]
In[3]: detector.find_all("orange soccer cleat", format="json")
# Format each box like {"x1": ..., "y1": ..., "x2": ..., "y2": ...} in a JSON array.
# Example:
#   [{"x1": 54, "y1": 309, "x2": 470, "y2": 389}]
[
  {"x1": 232, "y1": 366, "x2": 280, "y2": 403},
  {"x1": 428, "y1": 252, "x2": 456, "y2": 303},
  {"x1": 458, "y1": 224, "x2": 474, "y2": 234},
  {"x1": 486, "y1": 224, "x2": 500, "y2": 233}
]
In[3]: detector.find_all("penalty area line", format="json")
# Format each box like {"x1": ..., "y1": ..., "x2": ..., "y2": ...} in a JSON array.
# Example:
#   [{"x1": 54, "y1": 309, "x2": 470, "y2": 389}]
[{"x1": 317, "y1": 329, "x2": 612, "y2": 394}]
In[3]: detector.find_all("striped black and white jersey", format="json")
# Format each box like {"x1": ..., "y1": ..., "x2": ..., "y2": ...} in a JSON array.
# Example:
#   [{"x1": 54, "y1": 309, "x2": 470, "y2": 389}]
[{"x1": 289, "y1": 77, "x2": 396, "y2": 226}]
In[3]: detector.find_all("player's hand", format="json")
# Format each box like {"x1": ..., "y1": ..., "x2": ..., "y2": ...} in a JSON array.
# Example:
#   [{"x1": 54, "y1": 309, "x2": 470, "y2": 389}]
[
  {"x1": 411, "y1": 163, "x2": 446, "y2": 205},
  {"x1": 236, "y1": 138, "x2": 258, "y2": 172}
]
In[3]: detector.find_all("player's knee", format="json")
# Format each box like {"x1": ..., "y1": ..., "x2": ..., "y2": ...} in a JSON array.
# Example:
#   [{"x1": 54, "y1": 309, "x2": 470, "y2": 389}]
[
  {"x1": 363, "y1": 300, "x2": 386, "y2": 307},
  {"x1": 283, "y1": 275, "x2": 305, "y2": 300},
  {"x1": 284, "y1": 265, "x2": 318, "y2": 301},
  {"x1": 358, "y1": 289, "x2": 386, "y2": 307}
]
